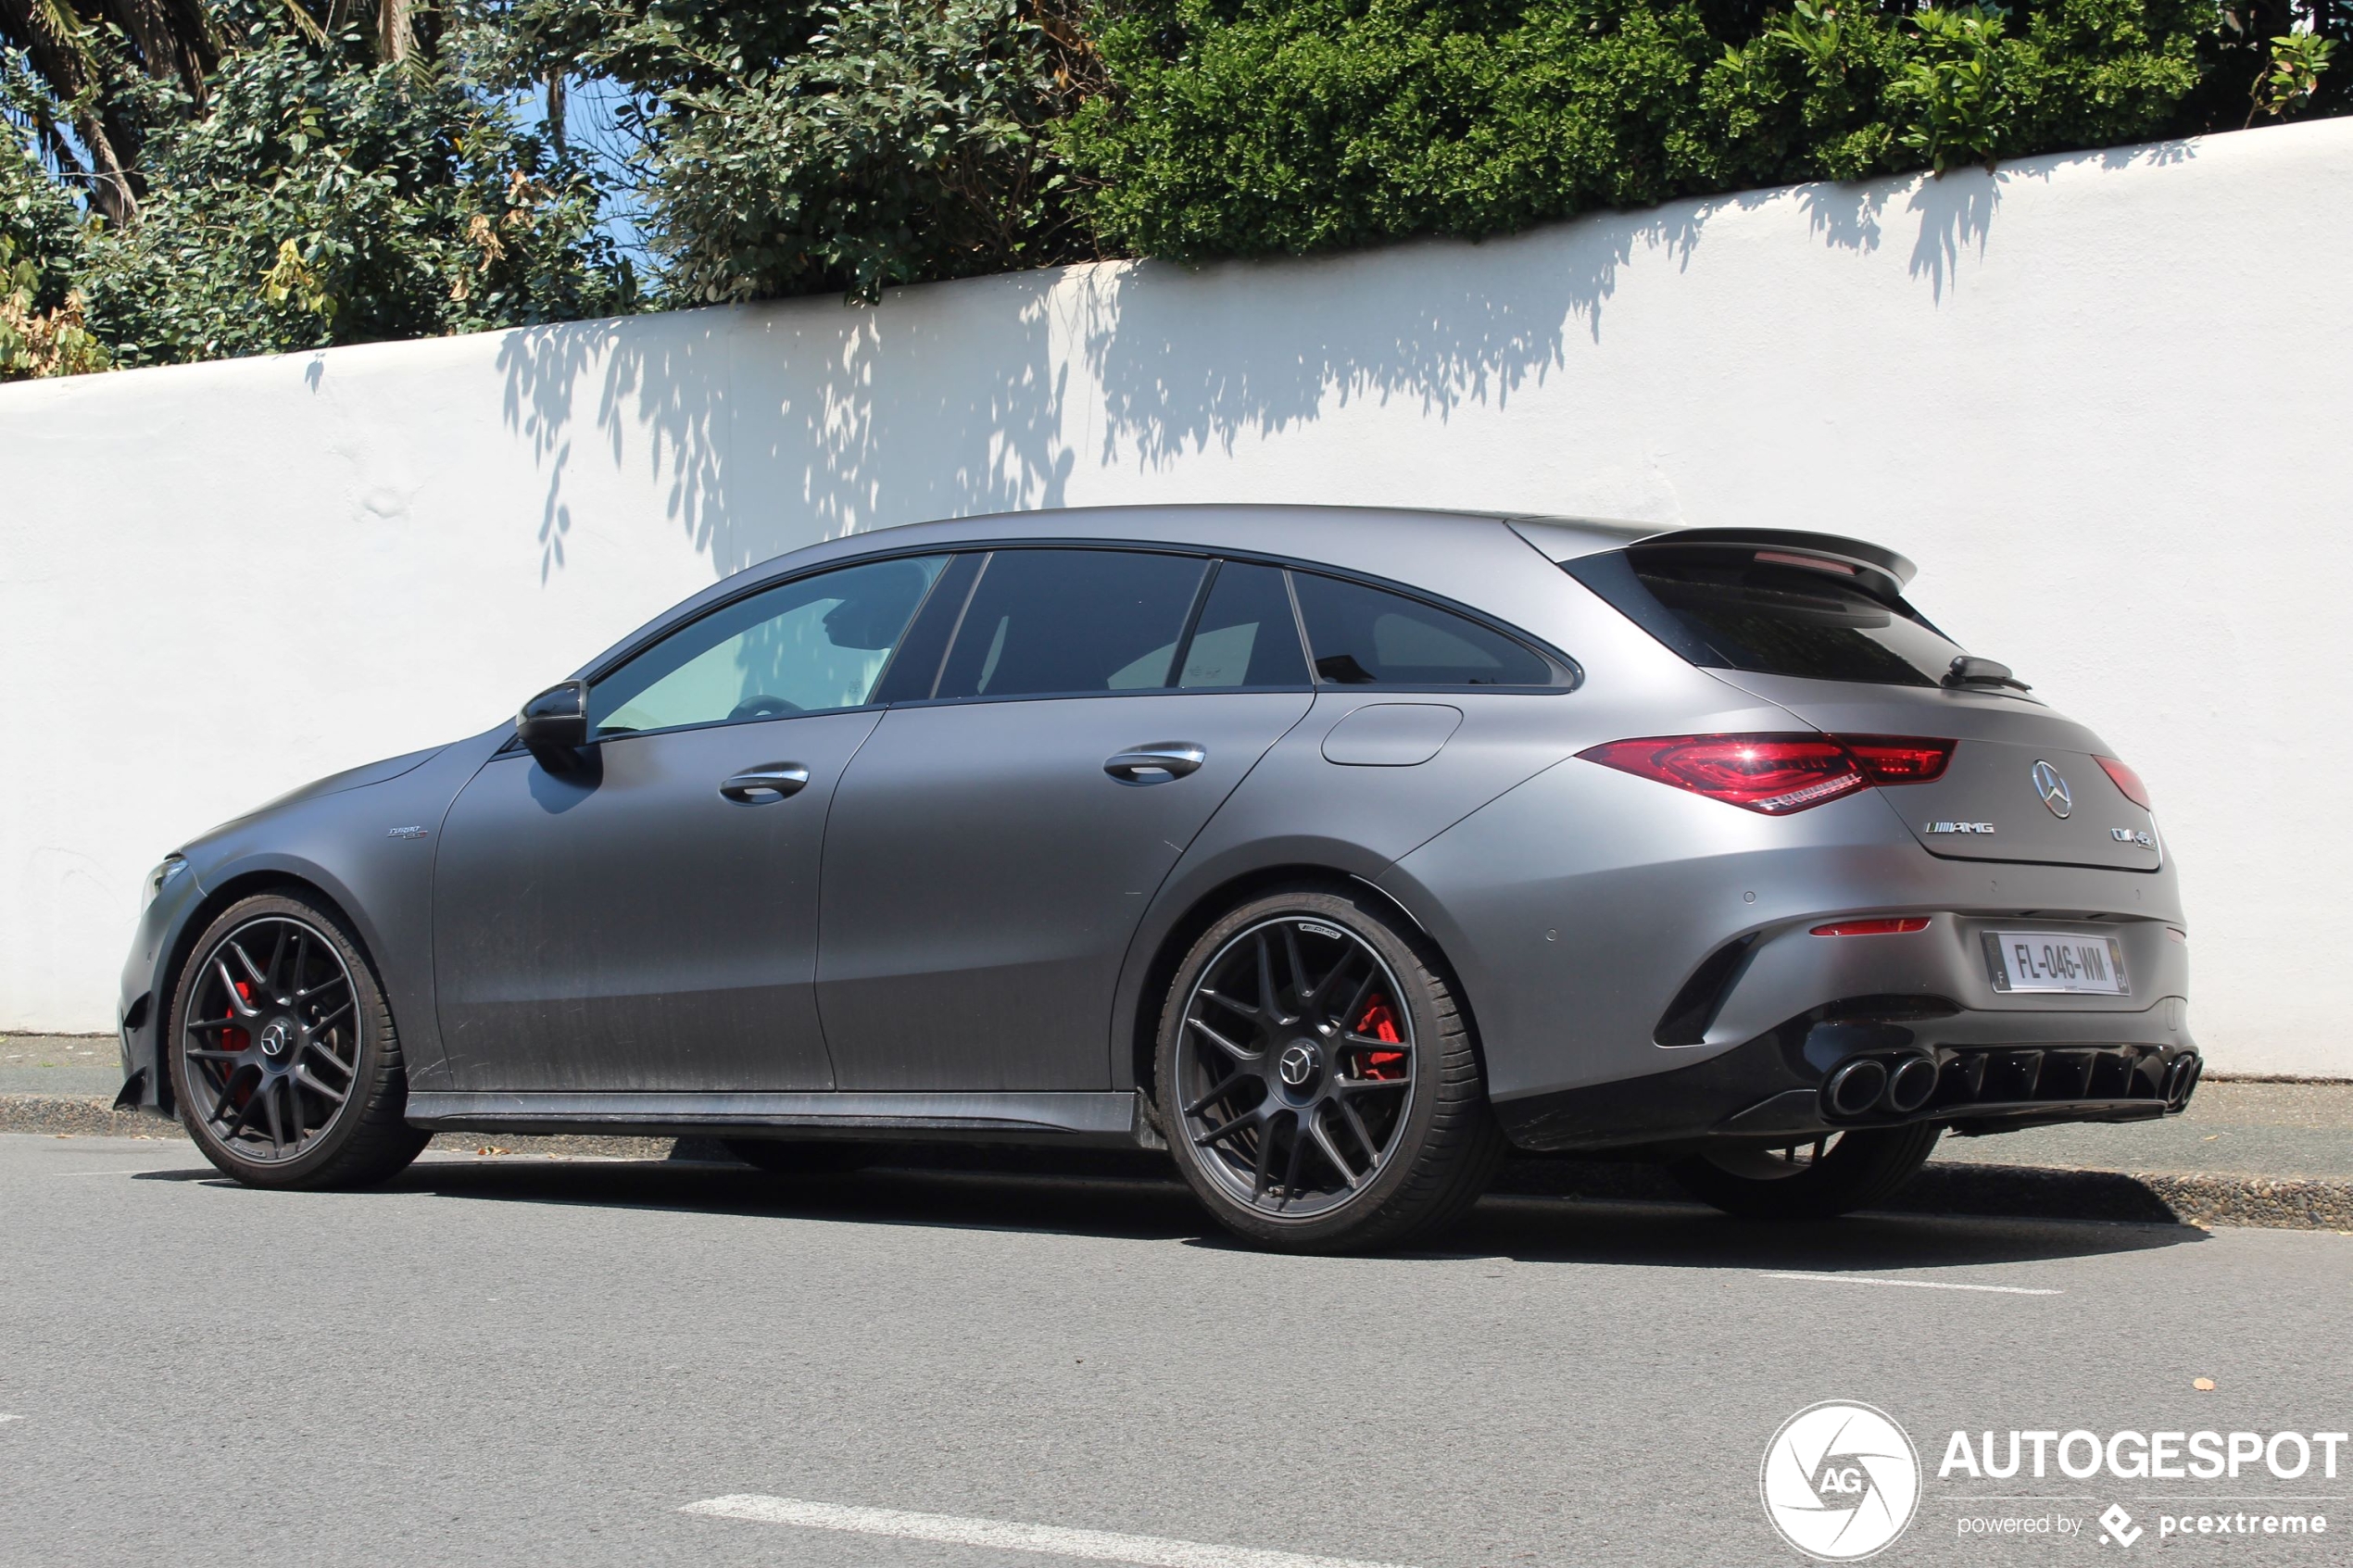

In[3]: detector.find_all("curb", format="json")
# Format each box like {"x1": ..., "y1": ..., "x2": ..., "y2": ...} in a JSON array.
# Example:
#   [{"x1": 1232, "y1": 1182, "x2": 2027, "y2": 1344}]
[
  {"x1": 1491, "y1": 1157, "x2": 2353, "y2": 1232},
  {"x1": 0, "y1": 1097, "x2": 674, "y2": 1161},
  {"x1": 9, "y1": 1095, "x2": 2348, "y2": 1231}
]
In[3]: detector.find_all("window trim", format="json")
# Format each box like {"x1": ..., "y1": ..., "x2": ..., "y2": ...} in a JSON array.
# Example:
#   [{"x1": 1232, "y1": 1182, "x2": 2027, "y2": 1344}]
[
  {"x1": 883, "y1": 541, "x2": 1582, "y2": 709},
  {"x1": 514, "y1": 548, "x2": 957, "y2": 751},
  {"x1": 503, "y1": 536, "x2": 1584, "y2": 753}
]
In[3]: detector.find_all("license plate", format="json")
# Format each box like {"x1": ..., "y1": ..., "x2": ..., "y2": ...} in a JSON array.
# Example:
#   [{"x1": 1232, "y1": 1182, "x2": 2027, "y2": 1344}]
[{"x1": 1982, "y1": 930, "x2": 2130, "y2": 996}]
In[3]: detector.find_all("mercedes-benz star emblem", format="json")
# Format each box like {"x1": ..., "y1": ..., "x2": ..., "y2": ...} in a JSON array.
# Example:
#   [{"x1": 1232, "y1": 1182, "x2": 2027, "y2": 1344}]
[
  {"x1": 258, "y1": 1021, "x2": 291, "y2": 1058},
  {"x1": 1277, "y1": 1043, "x2": 1317, "y2": 1087},
  {"x1": 2031, "y1": 759, "x2": 2072, "y2": 819}
]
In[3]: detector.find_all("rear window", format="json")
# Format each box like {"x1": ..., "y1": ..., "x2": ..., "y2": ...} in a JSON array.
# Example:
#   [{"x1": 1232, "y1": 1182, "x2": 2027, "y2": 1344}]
[{"x1": 1567, "y1": 547, "x2": 1964, "y2": 687}]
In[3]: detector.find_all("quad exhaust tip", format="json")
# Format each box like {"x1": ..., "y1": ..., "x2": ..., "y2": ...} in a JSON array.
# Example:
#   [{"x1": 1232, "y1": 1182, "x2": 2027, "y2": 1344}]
[
  {"x1": 1823, "y1": 1051, "x2": 1939, "y2": 1121},
  {"x1": 2165, "y1": 1052, "x2": 2204, "y2": 1109},
  {"x1": 1824, "y1": 1058, "x2": 1889, "y2": 1119},
  {"x1": 1885, "y1": 1053, "x2": 1940, "y2": 1114}
]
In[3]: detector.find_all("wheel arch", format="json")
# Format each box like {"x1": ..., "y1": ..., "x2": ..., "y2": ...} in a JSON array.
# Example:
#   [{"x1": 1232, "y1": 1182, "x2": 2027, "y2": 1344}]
[
  {"x1": 151, "y1": 867, "x2": 374, "y2": 1115},
  {"x1": 1116, "y1": 861, "x2": 1474, "y2": 1107}
]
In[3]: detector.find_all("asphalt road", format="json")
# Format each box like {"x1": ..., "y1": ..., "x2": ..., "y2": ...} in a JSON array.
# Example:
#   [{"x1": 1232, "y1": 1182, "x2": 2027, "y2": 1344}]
[{"x1": 5, "y1": 1134, "x2": 2350, "y2": 1568}]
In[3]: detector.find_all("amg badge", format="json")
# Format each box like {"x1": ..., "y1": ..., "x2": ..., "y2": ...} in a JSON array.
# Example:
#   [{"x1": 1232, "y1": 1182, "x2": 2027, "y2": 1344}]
[{"x1": 1924, "y1": 821, "x2": 1996, "y2": 834}]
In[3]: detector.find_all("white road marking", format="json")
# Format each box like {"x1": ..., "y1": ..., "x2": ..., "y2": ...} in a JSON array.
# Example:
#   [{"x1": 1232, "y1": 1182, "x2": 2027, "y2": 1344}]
[
  {"x1": 679, "y1": 1496, "x2": 1416, "y2": 1568},
  {"x1": 46, "y1": 1169, "x2": 182, "y2": 1178},
  {"x1": 1762, "y1": 1272, "x2": 2060, "y2": 1296},
  {"x1": 0, "y1": 1413, "x2": 21, "y2": 1424}
]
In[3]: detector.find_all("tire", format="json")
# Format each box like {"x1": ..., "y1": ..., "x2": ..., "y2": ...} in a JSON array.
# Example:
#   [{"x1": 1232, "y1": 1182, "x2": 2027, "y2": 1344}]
[
  {"x1": 1667, "y1": 1125, "x2": 1942, "y2": 1221},
  {"x1": 721, "y1": 1137, "x2": 871, "y2": 1176},
  {"x1": 1155, "y1": 887, "x2": 1504, "y2": 1253},
  {"x1": 166, "y1": 891, "x2": 428, "y2": 1189}
]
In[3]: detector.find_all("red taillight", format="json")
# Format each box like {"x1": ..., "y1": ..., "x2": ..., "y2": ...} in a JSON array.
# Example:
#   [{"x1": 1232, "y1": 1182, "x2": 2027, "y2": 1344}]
[
  {"x1": 2096, "y1": 755, "x2": 2150, "y2": 809},
  {"x1": 1810, "y1": 917, "x2": 1931, "y2": 936},
  {"x1": 1578, "y1": 734, "x2": 1956, "y2": 815},
  {"x1": 1578, "y1": 735, "x2": 1862, "y2": 814},
  {"x1": 1844, "y1": 735, "x2": 1956, "y2": 784}
]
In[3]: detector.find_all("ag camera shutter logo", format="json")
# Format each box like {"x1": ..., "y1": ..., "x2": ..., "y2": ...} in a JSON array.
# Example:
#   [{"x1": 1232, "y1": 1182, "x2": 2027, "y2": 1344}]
[{"x1": 1761, "y1": 1401, "x2": 1922, "y2": 1561}]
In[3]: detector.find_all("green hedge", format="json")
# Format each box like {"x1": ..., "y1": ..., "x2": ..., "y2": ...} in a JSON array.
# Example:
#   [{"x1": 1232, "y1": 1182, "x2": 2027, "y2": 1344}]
[
  {"x1": 2, "y1": 0, "x2": 2338, "y2": 374},
  {"x1": 1062, "y1": 0, "x2": 2222, "y2": 259}
]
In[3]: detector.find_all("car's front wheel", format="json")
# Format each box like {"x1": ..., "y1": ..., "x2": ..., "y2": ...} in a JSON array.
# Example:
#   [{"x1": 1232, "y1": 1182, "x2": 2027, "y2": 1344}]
[
  {"x1": 1667, "y1": 1125, "x2": 1942, "y2": 1220},
  {"x1": 167, "y1": 891, "x2": 428, "y2": 1189},
  {"x1": 1156, "y1": 888, "x2": 1504, "y2": 1253}
]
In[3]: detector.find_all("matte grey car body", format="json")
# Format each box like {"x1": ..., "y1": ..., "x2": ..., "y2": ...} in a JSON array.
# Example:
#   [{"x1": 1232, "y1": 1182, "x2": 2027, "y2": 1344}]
[{"x1": 119, "y1": 505, "x2": 2197, "y2": 1187}]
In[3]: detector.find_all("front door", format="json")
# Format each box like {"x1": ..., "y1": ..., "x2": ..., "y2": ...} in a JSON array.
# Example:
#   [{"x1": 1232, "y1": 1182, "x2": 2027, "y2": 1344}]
[
  {"x1": 816, "y1": 550, "x2": 1315, "y2": 1091},
  {"x1": 432, "y1": 553, "x2": 947, "y2": 1091}
]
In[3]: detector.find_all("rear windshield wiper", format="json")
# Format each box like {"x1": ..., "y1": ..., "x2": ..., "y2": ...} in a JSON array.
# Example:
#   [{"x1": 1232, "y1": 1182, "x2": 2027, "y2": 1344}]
[{"x1": 1944, "y1": 655, "x2": 2032, "y2": 693}]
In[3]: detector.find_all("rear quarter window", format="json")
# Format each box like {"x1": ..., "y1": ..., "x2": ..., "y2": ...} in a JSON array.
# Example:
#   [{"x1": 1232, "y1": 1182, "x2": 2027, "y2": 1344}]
[
  {"x1": 1566, "y1": 547, "x2": 1964, "y2": 686},
  {"x1": 1290, "y1": 571, "x2": 1557, "y2": 687}
]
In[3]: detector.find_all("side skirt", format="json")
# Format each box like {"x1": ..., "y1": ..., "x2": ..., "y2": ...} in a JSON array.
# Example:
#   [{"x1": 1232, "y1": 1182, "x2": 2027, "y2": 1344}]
[{"x1": 404, "y1": 1089, "x2": 1151, "y2": 1148}]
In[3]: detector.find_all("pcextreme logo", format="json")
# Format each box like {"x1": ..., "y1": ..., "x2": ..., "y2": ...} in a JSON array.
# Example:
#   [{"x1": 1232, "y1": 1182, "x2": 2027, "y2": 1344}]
[{"x1": 1761, "y1": 1401, "x2": 1923, "y2": 1562}]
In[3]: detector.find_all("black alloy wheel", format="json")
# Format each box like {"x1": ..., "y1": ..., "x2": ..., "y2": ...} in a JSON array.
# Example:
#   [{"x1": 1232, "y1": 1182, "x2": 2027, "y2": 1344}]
[
  {"x1": 169, "y1": 892, "x2": 427, "y2": 1188},
  {"x1": 1158, "y1": 888, "x2": 1504, "y2": 1251}
]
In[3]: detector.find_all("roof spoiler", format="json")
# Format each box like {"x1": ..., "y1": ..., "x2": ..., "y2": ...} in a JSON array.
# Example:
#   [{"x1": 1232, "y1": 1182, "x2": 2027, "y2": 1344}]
[{"x1": 1510, "y1": 519, "x2": 1917, "y2": 603}]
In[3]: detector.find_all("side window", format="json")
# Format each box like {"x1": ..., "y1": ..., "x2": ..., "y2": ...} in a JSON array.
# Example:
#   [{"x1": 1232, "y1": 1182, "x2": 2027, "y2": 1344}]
[
  {"x1": 934, "y1": 549, "x2": 1209, "y2": 701},
  {"x1": 1290, "y1": 571, "x2": 1554, "y2": 687},
  {"x1": 1177, "y1": 562, "x2": 1311, "y2": 689},
  {"x1": 588, "y1": 555, "x2": 948, "y2": 737}
]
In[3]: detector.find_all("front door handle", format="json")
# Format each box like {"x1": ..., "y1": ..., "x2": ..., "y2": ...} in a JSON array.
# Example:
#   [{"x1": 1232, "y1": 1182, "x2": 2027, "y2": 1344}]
[
  {"x1": 719, "y1": 764, "x2": 811, "y2": 804},
  {"x1": 1104, "y1": 743, "x2": 1206, "y2": 785}
]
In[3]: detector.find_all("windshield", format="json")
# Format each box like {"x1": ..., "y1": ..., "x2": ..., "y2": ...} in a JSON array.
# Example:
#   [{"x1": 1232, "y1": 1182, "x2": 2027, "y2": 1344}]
[{"x1": 1566, "y1": 547, "x2": 1966, "y2": 687}]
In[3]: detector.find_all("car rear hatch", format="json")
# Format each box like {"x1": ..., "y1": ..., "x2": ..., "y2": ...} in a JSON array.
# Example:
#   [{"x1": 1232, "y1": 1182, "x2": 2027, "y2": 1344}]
[{"x1": 1523, "y1": 521, "x2": 2163, "y2": 872}]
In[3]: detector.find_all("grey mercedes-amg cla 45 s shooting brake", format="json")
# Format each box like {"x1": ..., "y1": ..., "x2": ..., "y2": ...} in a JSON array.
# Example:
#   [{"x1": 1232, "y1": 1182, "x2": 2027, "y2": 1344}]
[{"x1": 117, "y1": 506, "x2": 2198, "y2": 1251}]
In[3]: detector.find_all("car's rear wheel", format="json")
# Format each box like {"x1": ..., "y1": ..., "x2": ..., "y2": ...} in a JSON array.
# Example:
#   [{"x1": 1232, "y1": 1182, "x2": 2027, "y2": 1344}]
[
  {"x1": 1667, "y1": 1125, "x2": 1942, "y2": 1220},
  {"x1": 721, "y1": 1137, "x2": 870, "y2": 1175},
  {"x1": 167, "y1": 892, "x2": 427, "y2": 1189},
  {"x1": 1156, "y1": 888, "x2": 1504, "y2": 1253}
]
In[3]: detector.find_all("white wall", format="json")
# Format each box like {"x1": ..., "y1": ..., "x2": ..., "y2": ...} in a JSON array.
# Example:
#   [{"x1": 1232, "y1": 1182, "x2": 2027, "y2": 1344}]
[{"x1": 6, "y1": 119, "x2": 2347, "y2": 1077}]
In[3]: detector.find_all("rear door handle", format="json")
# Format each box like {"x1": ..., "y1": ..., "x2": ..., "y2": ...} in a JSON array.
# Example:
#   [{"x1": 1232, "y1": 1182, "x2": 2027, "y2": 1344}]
[
  {"x1": 1104, "y1": 743, "x2": 1206, "y2": 785},
  {"x1": 719, "y1": 764, "x2": 811, "y2": 804}
]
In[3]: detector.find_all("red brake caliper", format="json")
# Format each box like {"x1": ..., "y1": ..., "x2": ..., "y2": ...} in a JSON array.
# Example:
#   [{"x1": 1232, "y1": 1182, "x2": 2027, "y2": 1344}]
[
  {"x1": 225, "y1": 980, "x2": 254, "y2": 1109},
  {"x1": 1354, "y1": 998, "x2": 1406, "y2": 1081}
]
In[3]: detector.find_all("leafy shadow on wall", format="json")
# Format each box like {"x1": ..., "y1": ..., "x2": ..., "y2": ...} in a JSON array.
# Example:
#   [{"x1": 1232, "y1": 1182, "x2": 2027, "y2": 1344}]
[
  {"x1": 1073, "y1": 199, "x2": 1712, "y2": 473},
  {"x1": 489, "y1": 141, "x2": 2168, "y2": 575},
  {"x1": 494, "y1": 275, "x2": 1077, "y2": 584},
  {"x1": 1079, "y1": 139, "x2": 2193, "y2": 467},
  {"x1": 1798, "y1": 138, "x2": 2196, "y2": 302}
]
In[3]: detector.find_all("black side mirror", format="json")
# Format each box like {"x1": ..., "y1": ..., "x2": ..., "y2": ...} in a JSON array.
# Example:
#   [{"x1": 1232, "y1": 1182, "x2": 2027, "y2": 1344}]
[{"x1": 517, "y1": 680, "x2": 591, "y2": 771}]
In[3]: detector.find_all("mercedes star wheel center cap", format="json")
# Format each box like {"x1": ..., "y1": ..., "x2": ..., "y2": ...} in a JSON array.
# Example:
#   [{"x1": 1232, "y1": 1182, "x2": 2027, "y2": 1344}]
[
  {"x1": 1277, "y1": 1042, "x2": 1318, "y2": 1087},
  {"x1": 258, "y1": 1020, "x2": 292, "y2": 1058}
]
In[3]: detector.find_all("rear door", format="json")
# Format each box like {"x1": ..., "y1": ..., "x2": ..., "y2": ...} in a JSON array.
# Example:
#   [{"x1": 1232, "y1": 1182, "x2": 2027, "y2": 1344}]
[{"x1": 815, "y1": 552, "x2": 1315, "y2": 1091}]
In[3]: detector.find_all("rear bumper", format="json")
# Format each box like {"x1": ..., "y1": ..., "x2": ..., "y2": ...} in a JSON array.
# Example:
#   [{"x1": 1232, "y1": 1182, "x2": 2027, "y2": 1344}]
[{"x1": 1495, "y1": 996, "x2": 2200, "y2": 1154}]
